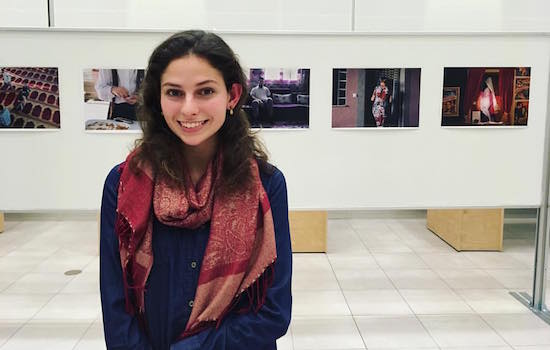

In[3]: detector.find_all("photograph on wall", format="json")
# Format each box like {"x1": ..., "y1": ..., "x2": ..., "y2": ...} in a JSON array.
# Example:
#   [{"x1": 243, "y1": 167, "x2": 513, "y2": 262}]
[
  {"x1": 442, "y1": 87, "x2": 460, "y2": 117},
  {"x1": 243, "y1": 68, "x2": 309, "y2": 128},
  {"x1": 0, "y1": 67, "x2": 60, "y2": 129},
  {"x1": 83, "y1": 68, "x2": 144, "y2": 131},
  {"x1": 441, "y1": 67, "x2": 531, "y2": 126},
  {"x1": 331, "y1": 68, "x2": 421, "y2": 128}
]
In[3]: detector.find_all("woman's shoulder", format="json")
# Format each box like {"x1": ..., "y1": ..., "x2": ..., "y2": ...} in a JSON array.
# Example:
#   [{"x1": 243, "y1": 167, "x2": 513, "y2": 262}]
[
  {"x1": 258, "y1": 160, "x2": 286, "y2": 194},
  {"x1": 104, "y1": 161, "x2": 125, "y2": 190}
]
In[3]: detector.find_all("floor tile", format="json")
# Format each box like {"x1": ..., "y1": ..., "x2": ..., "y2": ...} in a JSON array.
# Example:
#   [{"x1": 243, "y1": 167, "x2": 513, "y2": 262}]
[
  {"x1": 435, "y1": 269, "x2": 506, "y2": 289},
  {"x1": 456, "y1": 289, "x2": 531, "y2": 314},
  {"x1": 327, "y1": 230, "x2": 369, "y2": 255},
  {"x1": 275, "y1": 328, "x2": 293, "y2": 350},
  {"x1": 418, "y1": 253, "x2": 478, "y2": 269},
  {"x1": 355, "y1": 315, "x2": 437, "y2": 349},
  {"x1": 0, "y1": 215, "x2": 543, "y2": 349},
  {"x1": 58, "y1": 272, "x2": 99, "y2": 294},
  {"x1": 0, "y1": 256, "x2": 45, "y2": 274},
  {"x1": 334, "y1": 268, "x2": 395, "y2": 290},
  {"x1": 399, "y1": 289, "x2": 473, "y2": 314},
  {"x1": 418, "y1": 314, "x2": 508, "y2": 347},
  {"x1": 291, "y1": 316, "x2": 365, "y2": 350},
  {"x1": 0, "y1": 294, "x2": 53, "y2": 320},
  {"x1": 0, "y1": 320, "x2": 90, "y2": 350},
  {"x1": 404, "y1": 238, "x2": 454, "y2": 253},
  {"x1": 0, "y1": 321, "x2": 25, "y2": 348},
  {"x1": 484, "y1": 269, "x2": 534, "y2": 290},
  {"x1": 82, "y1": 257, "x2": 99, "y2": 274},
  {"x1": 292, "y1": 266, "x2": 340, "y2": 291},
  {"x1": 4, "y1": 273, "x2": 74, "y2": 294},
  {"x1": 72, "y1": 321, "x2": 106, "y2": 350},
  {"x1": 385, "y1": 269, "x2": 449, "y2": 289},
  {"x1": 481, "y1": 313, "x2": 550, "y2": 346},
  {"x1": 463, "y1": 252, "x2": 530, "y2": 269},
  {"x1": 343, "y1": 290, "x2": 413, "y2": 316},
  {"x1": 327, "y1": 253, "x2": 379, "y2": 272},
  {"x1": 32, "y1": 294, "x2": 100, "y2": 321},
  {"x1": 32, "y1": 253, "x2": 95, "y2": 274},
  {"x1": 439, "y1": 347, "x2": 512, "y2": 350},
  {"x1": 292, "y1": 290, "x2": 351, "y2": 316},
  {"x1": 0, "y1": 272, "x2": 26, "y2": 293},
  {"x1": 372, "y1": 253, "x2": 429, "y2": 270}
]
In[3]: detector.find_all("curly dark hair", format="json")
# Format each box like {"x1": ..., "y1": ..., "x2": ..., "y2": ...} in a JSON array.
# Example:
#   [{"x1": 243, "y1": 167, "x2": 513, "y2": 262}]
[{"x1": 129, "y1": 30, "x2": 270, "y2": 193}]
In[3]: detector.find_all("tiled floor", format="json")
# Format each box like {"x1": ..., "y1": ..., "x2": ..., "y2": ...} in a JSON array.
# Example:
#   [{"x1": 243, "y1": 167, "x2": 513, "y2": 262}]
[{"x1": 0, "y1": 215, "x2": 549, "y2": 350}]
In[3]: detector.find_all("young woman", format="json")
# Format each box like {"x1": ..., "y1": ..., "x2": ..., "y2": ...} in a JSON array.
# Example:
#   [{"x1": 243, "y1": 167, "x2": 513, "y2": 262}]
[
  {"x1": 100, "y1": 30, "x2": 292, "y2": 350},
  {"x1": 370, "y1": 78, "x2": 391, "y2": 127}
]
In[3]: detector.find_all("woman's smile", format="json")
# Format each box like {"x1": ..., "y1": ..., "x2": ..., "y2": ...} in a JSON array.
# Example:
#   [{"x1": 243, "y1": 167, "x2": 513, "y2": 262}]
[{"x1": 177, "y1": 119, "x2": 209, "y2": 132}]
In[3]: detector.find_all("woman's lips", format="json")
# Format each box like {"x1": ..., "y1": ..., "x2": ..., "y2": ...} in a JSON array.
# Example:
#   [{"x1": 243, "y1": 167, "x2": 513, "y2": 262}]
[{"x1": 177, "y1": 120, "x2": 208, "y2": 132}]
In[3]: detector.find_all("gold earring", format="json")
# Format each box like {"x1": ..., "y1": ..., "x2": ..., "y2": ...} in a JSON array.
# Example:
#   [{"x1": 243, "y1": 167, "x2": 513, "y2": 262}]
[{"x1": 229, "y1": 108, "x2": 234, "y2": 116}]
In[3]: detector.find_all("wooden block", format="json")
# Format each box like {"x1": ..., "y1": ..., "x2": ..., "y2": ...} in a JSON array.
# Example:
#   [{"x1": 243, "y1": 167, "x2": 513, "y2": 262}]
[
  {"x1": 427, "y1": 209, "x2": 503, "y2": 251},
  {"x1": 0, "y1": 212, "x2": 4, "y2": 233},
  {"x1": 288, "y1": 211, "x2": 327, "y2": 253}
]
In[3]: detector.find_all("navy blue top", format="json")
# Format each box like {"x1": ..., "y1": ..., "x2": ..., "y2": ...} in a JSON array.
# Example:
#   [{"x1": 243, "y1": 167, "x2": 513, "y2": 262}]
[{"x1": 100, "y1": 163, "x2": 292, "y2": 350}]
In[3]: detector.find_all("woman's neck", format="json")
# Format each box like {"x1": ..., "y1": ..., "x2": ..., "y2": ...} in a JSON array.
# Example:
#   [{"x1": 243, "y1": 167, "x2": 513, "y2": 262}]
[{"x1": 183, "y1": 137, "x2": 218, "y2": 185}]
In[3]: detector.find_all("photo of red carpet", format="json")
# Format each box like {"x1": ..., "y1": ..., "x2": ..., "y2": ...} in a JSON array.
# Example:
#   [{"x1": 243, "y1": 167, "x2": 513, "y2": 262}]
[{"x1": 0, "y1": 67, "x2": 60, "y2": 129}]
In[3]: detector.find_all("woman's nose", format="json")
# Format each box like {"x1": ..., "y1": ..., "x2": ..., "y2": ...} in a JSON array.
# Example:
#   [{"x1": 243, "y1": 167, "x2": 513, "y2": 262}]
[{"x1": 180, "y1": 96, "x2": 199, "y2": 116}]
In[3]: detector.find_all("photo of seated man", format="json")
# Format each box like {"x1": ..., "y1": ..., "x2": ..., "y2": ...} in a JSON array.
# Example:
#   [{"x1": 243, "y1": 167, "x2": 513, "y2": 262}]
[
  {"x1": 243, "y1": 68, "x2": 310, "y2": 129},
  {"x1": 250, "y1": 77, "x2": 273, "y2": 120}
]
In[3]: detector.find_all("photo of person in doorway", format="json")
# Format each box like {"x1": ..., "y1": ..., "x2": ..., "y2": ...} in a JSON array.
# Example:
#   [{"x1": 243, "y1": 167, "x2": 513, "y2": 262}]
[{"x1": 332, "y1": 68, "x2": 421, "y2": 128}]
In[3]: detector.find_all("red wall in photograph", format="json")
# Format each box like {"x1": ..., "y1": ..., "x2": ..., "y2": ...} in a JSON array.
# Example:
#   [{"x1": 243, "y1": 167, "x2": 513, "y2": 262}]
[{"x1": 332, "y1": 69, "x2": 358, "y2": 127}]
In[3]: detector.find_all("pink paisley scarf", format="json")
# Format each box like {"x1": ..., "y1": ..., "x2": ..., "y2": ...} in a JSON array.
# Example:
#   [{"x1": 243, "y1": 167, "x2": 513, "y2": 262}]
[{"x1": 115, "y1": 149, "x2": 277, "y2": 338}]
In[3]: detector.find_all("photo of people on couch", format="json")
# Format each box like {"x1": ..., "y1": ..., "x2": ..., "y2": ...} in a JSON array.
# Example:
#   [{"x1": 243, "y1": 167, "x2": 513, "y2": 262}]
[{"x1": 244, "y1": 68, "x2": 310, "y2": 128}]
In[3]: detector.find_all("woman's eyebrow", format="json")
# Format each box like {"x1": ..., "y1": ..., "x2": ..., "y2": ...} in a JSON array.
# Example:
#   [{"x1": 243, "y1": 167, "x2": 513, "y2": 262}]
[
  {"x1": 161, "y1": 82, "x2": 181, "y2": 88},
  {"x1": 196, "y1": 79, "x2": 219, "y2": 86},
  {"x1": 161, "y1": 80, "x2": 219, "y2": 88}
]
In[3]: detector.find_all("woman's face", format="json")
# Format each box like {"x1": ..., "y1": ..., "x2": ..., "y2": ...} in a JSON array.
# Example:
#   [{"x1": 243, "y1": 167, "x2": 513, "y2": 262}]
[{"x1": 160, "y1": 54, "x2": 238, "y2": 150}]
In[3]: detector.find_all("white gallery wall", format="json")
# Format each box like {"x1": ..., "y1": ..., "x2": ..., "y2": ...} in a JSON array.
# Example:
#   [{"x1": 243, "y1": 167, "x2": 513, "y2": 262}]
[
  {"x1": 0, "y1": 1, "x2": 549, "y2": 211},
  {"x1": 50, "y1": 0, "x2": 353, "y2": 31},
  {"x1": 1, "y1": 0, "x2": 48, "y2": 27},
  {"x1": 355, "y1": 0, "x2": 550, "y2": 32}
]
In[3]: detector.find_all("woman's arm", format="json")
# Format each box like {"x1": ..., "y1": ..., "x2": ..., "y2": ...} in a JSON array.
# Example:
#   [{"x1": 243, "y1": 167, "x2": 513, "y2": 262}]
[
  {"x1": 172, "y1": 169, "x2": 292, "y2": 350},
  {"x1": 100, "y1": 165, "x2": 152, "y2": 350}
]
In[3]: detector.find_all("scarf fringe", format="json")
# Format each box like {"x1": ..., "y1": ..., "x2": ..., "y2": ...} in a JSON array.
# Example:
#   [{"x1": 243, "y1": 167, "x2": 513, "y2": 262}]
[
  {"x1": 115, "y1": 212, "x2": 148, "y2": 315},
  {"x1": 218, "y1": 262, "x2": 275, "y2": 328},
  {"x1": 179, "y1": 263, "x2": 276, "y2": 340}
]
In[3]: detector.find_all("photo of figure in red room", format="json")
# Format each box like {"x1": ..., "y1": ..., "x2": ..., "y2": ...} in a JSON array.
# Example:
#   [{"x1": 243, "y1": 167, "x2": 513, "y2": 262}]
[
  {"x1": 0, "y1": 67, "x2": 60, "y2": 129},
  {"x1": 442, "y1": 67, "x2": 531, "y2": 126},
  {"x1": 331, "y1": 68, "x2": 421, "y2": 128}
]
